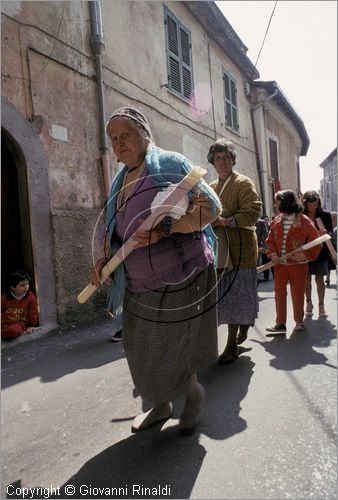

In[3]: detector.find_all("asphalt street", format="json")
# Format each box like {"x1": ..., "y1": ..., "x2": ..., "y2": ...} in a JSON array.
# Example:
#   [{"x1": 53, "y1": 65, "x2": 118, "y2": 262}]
[{"x1": 1, "y1": 274, "x2": 337, "y2": 499}]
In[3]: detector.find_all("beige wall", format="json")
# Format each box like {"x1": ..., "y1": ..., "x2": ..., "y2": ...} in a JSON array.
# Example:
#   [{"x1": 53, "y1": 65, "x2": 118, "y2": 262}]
[{"x1": 101, "y1": 0, "x2": 259, "y2": 186}]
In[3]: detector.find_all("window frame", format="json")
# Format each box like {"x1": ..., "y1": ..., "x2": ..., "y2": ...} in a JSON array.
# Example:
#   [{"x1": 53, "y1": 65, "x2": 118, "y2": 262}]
[
  {"x1": 222, "y1": 68, "x2": 239, "y2": 132},
  {"x1": 164, "y1": 6, "x2": 194, "y2": 102}
]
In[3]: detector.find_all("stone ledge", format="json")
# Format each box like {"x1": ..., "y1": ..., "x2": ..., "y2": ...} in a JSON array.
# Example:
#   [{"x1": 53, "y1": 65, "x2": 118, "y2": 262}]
[{"x1": 1, "y1": 322, "x2": 58, "y2": 350}]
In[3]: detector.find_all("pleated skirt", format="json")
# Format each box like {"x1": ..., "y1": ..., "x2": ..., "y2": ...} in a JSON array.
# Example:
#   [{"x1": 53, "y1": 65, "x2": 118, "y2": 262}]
[{"x1": 122, "y1": 265, "x2": 218, "y2": 403}]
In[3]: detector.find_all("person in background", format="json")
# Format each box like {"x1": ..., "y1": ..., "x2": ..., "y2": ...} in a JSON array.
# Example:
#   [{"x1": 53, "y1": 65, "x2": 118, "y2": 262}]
[
  {"x1": 90, "y1": 106, "x2": 222, "y2": 434},
  {"x1": 209, "y1": 138, "x2": 261, "y2": 364},
  {"x1": 265, "y1": 190, "x2": 320, "y2": 334},
  {"x1": 256, "y1": 215, "x2": 269, "y2": 283},
  {"x1": 262, "y1": 215, "x2": 273, "y2": 280},
  {"x1": 326, "y1": 213, "x2": 337, "y2": 286},
  {"x1": 1, "y1": 270, "x2": 38, "y2": 339},
  {"x1": 301, "y1": 191, "x2": 336, "y2": 318}
]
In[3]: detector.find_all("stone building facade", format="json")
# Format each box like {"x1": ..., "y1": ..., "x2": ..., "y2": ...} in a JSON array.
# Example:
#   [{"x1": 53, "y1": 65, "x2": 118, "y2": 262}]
[{"x1": 320, "y1": 148, "x2": 337, "y2": 212}]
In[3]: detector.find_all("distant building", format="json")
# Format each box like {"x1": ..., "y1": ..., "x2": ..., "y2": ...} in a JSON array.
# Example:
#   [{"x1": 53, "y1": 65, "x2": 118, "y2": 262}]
[
  {"x1": 249, "y1": 81, "x2": 309, "y2": 216},
  {"x1": 320, "y1": 148, "x2": 337, "y2": 212}
]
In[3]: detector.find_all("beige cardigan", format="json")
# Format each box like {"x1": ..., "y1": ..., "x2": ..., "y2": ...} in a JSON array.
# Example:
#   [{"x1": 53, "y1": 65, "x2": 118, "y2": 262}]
[{"x1": 210, "y1": 171, "x2": 262, "y2": 268}]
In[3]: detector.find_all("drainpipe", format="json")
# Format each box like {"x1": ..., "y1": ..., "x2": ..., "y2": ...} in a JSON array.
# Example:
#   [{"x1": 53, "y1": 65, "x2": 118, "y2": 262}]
[
  {"x1": 89, "y1": 1, "x2": 111, "y2": 199},
  {"x1": 250, "y1": 108, "x2": 265, "y2": 210}
]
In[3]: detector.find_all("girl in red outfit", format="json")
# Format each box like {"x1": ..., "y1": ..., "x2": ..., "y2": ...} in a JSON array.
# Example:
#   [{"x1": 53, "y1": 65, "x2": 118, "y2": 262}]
[
  {"x1": 265, "y1": 190, "x2": 320, "y2": 334},
  {"x1": 1, "y1": 270, "x2": 38, "y2": 339}
]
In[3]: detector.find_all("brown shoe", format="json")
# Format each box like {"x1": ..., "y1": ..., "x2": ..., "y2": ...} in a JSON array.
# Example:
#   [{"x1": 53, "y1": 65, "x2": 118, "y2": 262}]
[{"x1": 218, "y1": 350, "x2": 239, "y2": 365}]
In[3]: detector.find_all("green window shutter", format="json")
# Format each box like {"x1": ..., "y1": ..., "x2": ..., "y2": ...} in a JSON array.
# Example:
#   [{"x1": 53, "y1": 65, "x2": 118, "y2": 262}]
[
  {"x1": 165, "y1": 7, "x2": 193, "y2": 100},
  {"x1": 169, "y1": 57, "x2": 181, "y2": 93},
  {"x1": 269, "y1": 138, "x2": 279, "y2": 178},
  {"x1": 168, "y1": 16, "x2": 178, "y2": 56},
  {"x1": 223, "y1": 70, "x2": 239, "y2": 131},
  {"x1": 225, "y1": 102, "x2": 232, "y2": 128}
]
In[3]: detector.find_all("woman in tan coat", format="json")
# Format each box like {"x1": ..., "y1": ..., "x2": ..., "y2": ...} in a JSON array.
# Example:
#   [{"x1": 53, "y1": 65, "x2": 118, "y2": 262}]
[{"x1": 209, "y1": 139, "x2": 262, "y2": 364}]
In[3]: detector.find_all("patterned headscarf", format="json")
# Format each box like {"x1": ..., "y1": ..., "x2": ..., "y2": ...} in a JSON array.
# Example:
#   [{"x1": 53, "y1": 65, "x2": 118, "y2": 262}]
[{"x1": 106, "y1": 106, "x2": 154, "y2": 142}]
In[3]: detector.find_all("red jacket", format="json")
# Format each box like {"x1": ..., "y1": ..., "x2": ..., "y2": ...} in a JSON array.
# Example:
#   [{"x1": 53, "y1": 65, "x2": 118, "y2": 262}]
[
  {"x1": 266, "y1": 213, "x2": 321, "y2": 263},
  {"x1": 1, "y1": 291, "x2": 38, "y2": 327}
]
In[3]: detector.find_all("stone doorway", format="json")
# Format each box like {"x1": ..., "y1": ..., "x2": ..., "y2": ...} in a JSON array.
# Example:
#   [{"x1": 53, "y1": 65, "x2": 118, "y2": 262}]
[
  {"x1": 1, "y1": 134, "x2": 36, "y2": 295},
  {"x1": 1, "y1": 97, "x2": 57, "y2": 332}
]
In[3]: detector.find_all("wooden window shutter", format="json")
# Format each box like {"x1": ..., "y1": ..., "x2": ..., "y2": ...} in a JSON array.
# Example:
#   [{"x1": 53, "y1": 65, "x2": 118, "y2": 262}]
[
  {"x1": 180, "y1": 28, "x2": 192, "y2": 98},
  {"x1": 223, "y1": 70, "x2": 239, "y2": 131},
  {"x1": 165, "y1": 8, "x2": 193, "y2": 100},
  {"x1": 269, "y1": 138, "x2": 279, "y2": 179}
]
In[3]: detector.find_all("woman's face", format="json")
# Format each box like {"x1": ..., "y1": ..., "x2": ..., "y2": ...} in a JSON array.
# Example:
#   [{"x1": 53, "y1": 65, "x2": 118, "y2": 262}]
[
  {"x1": 213, "y1": 151, "x2": 234, "y2": 180},
  {"x1": 274, "y1": 197, "x2": 281, "y2": 213},
  {"x1": 108, "y1": 118, "x2": 148, "y2": 168},
  {"x1": 306, "y1": 200, "x2": 319, "y2": 213}
]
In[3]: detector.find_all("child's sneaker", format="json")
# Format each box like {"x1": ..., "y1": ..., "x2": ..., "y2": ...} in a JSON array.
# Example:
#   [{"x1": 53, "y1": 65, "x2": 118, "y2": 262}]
[
  {"x1": 305, "y1": 301, "x2": 313, "y2": 317},
  {"x1": 318, "y1": 304, "x2": 328, "y2": 318},
  {"x1": 265, "y1": 323, "x2": 287, "y2": 333}
]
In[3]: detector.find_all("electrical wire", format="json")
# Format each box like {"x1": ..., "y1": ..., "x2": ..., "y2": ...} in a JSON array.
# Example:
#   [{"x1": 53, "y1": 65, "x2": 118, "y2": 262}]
[{"x1": 250, "y1": 1, "x2": 278, "y2": 81}]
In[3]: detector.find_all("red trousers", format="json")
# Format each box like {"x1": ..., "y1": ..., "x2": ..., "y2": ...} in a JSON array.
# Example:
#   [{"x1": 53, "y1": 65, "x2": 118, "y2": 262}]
[
  {"x1": 273, "y1": 263, "x2": 308, "y2": 324},
  {"x1": 1, "y1": 323, "x2": 26, "y2": 339}
]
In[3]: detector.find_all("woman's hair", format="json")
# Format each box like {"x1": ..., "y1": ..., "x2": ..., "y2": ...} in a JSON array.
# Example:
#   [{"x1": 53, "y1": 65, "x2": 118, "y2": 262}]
[
  {"x1": 301, "y1": 190, "x2": 323, "y2": 214},
  {"x1": 207, "y1": 138, "x2": 236, "y2": 165},
  {"x1": 275, "y1": 190, "x2": 302, "y2": 214},
  {"x1": 106, "y1": 106, "x2": 154, "y2": 142},
  {"x1": 8, "y1": 270, "x2": 31, "y2": 288}
]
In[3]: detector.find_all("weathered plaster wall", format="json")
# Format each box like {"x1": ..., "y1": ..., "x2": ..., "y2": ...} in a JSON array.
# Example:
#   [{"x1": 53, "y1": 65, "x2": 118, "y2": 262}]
[
  {"x1": 51, "y1": 209, "x2": 108, "y2": 322},
  {"x1": 2, "y1": 2, "x2": 108, "y2": 325}
]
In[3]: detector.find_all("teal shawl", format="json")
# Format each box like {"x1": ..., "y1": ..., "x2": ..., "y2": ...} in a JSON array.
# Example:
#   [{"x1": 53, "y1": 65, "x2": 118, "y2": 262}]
[{"x1": 105, "y1": 145, "x2": 222, "y2": 319}]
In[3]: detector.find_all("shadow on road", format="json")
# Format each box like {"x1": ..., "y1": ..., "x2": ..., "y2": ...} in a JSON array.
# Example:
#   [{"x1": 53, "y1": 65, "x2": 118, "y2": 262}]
[
  {"x1": 252, "y1": 319, "x2": 337, "y2": 372},
  {"x1": 201, "y1": 353, "x2": 255, "y2": 440},
  {"x1": 7, "y1": 425, "x2": 204, "y2": 499},
  {"x1": 1, "y1": 319, "x2": 124, "y2": 389},
  {"x1": 6, "y1": 355, "x2": 255, "y2": 499}
]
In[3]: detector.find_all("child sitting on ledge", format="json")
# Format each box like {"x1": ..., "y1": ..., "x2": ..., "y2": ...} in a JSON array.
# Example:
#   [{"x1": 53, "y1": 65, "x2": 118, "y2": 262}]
[{"x1": 1, "y1": 270, "x2": 38, "y2": 339}]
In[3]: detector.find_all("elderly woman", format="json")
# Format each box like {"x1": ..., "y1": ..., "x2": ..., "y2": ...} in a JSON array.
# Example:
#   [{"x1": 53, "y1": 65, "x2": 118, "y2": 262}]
[
  {"x1": 91, "y1": 106, "x2": 222, "y2": 433},
  {"x1": 208, "y1": 138, "x2": 261, "y2": 364}
]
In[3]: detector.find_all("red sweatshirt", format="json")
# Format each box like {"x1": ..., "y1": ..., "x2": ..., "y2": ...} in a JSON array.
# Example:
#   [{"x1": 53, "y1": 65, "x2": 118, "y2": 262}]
[
  {"x1": 1, "y1": 291, "x2": 38, "y2": 327},
  {"x1": 265, "y1": 213, "x2": 321, "y2": 263}
]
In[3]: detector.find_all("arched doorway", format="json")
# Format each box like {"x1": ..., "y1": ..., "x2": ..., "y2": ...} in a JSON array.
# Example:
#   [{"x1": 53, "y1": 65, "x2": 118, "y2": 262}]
[
  {"x1": 1, "y1": 134, "x2": 36, "y2": 295},
  {"x1": 1, "y1": 96, "x2": 57, "y2": 332}
]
